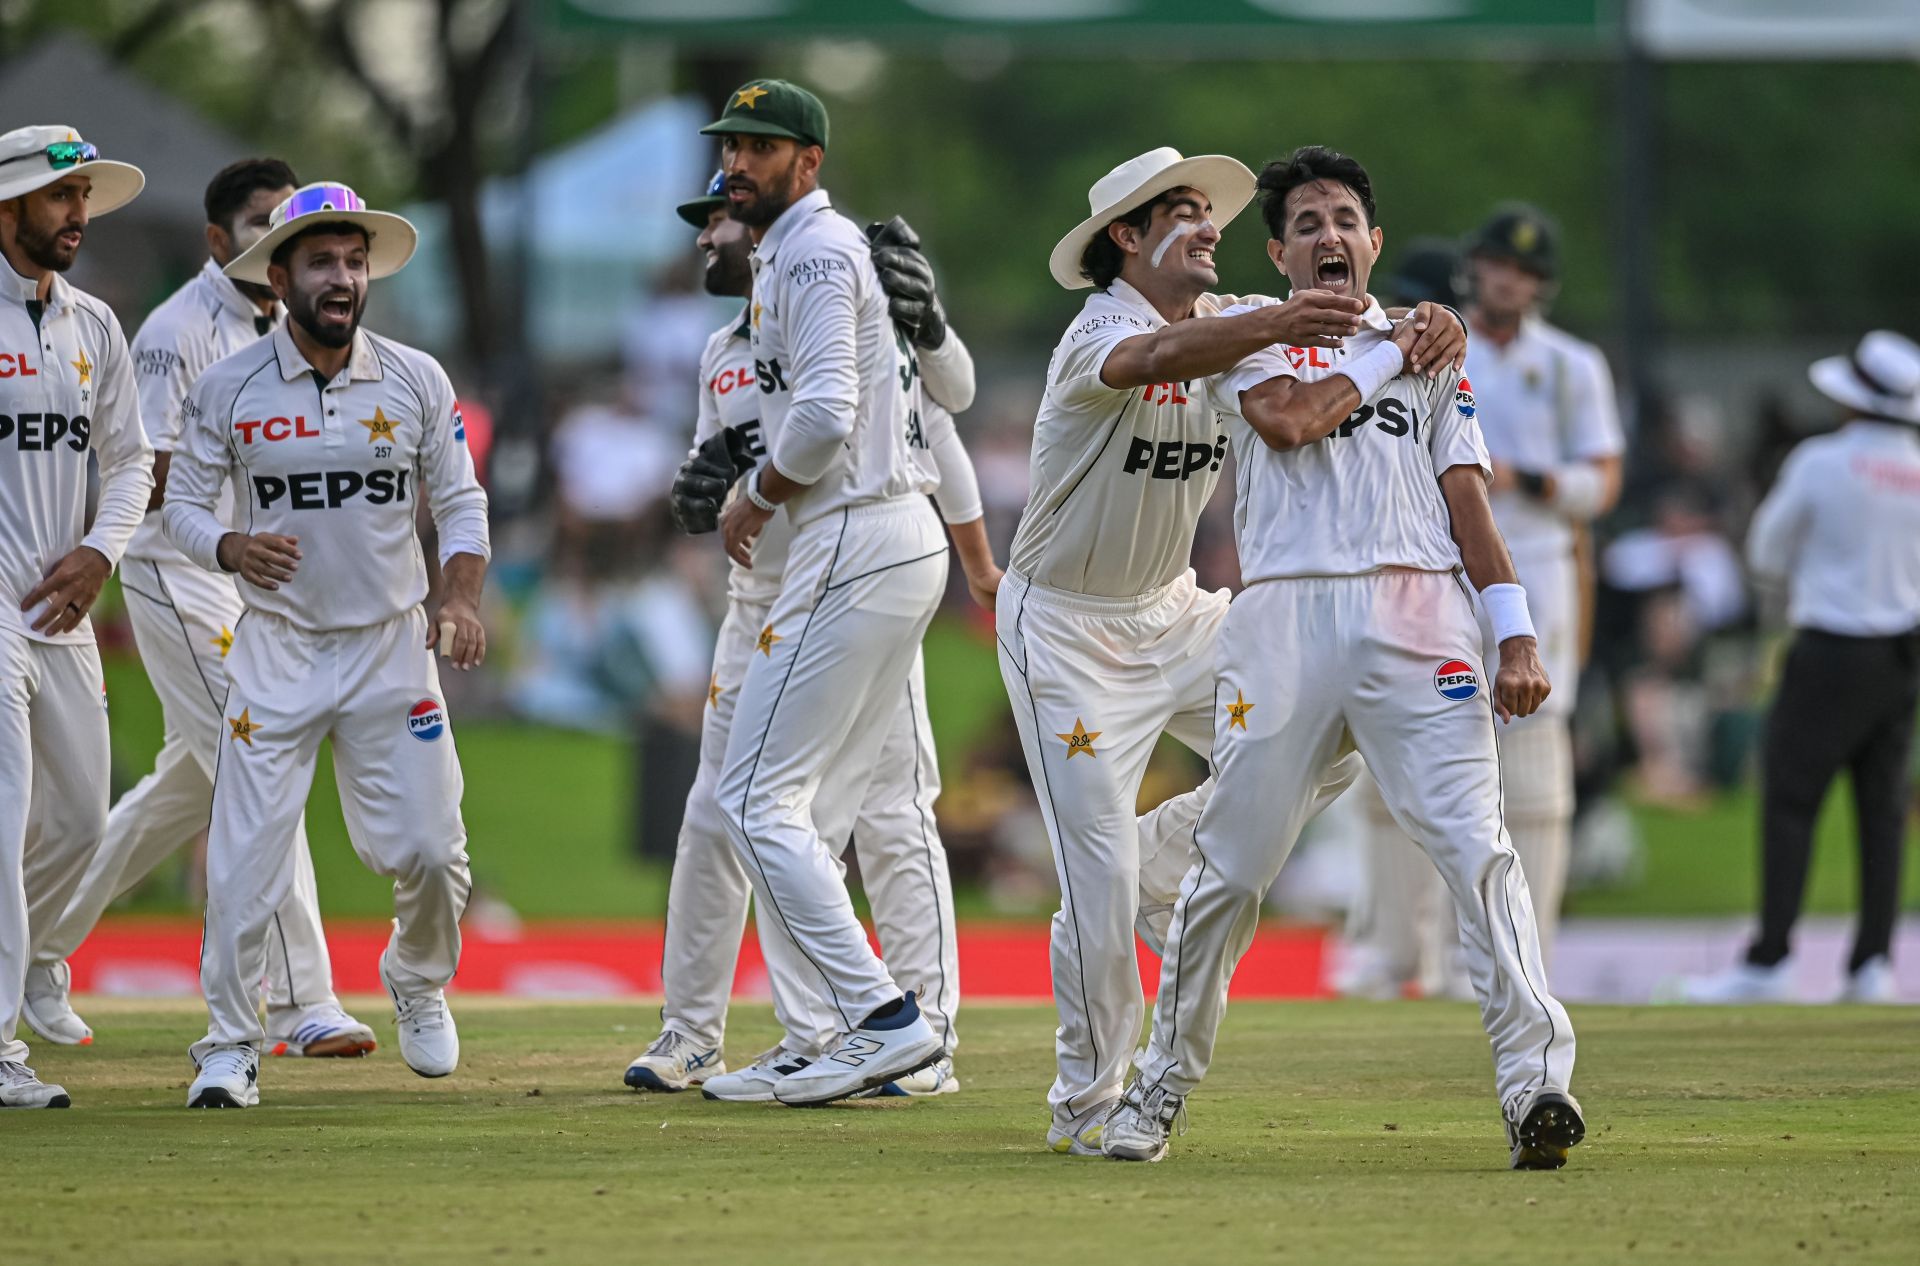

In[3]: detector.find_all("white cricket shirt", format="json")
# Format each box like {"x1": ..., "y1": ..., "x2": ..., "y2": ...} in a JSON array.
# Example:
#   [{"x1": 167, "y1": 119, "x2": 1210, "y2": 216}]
[
  {"x1": 1463, "y1": 314, "x2": 1623, "y2": 563},
  {"x1": 126, "y1": 258, "x2": 278, "y2": 562},
  {"x1": 164, "y1": 323, "x2": 490, "y2": 632},
  {"x1": 1747, "y1": 420, "x2": 1920, "y2": 637},
  {"x1": 746, "y1": 188, "x2": 933, "y2": 527},
  {"x1": 1215, "y1": 296, "x2": 1490, "y2": 583},
  {"x1": 1008, "y1": 279, "x2": 1231, "y2": 598},
  {"x1": 0, "y1": 263, "x2": 153, "y2": 645}
]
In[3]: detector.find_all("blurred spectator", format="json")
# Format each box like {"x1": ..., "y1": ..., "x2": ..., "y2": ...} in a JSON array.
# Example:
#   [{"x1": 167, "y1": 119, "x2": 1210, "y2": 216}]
[{"x1": 620, "y1": 253, "x2": 731, "y2": 425}]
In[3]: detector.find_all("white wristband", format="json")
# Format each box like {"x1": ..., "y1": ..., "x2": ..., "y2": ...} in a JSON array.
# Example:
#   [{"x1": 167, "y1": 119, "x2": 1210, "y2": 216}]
[
  {"x1": 1336, "y1": 339, "x2": 1406, "y2": 403},
  {"x1": 1548, "y1": 462, "x2": 1607, "y2": 519},
  {"x1": 744, "y1": 471, "x2": 777, "y2": 513},
  {"x1": 1479, "y1": 582, "x2": 1536, "y2": 645}
]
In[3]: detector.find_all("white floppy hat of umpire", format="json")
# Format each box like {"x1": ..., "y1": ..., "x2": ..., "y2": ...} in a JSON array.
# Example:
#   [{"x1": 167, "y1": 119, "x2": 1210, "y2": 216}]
[
  {"x1": 1049, "y1": 147, "x2": 1256, "y2": 291},
  {"x1": 225, "y1": 181, "x2": 418, "y2": 285},
  {"x1": 1809, "y1": 330, "x2": 1920, "y2": 425},
  {"x1": 0, "y1": 125, "x2": 144, "y2": 215}
]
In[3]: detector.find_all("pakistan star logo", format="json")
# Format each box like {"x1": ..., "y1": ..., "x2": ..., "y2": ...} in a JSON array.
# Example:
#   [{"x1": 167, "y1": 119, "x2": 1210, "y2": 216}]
[
  {"x1": 1057, "y1": 718, "x2": 1101, "y2": 760},
  {"x1": 70, "y1": 349, "x2": 93, "y2": 387},
  {"x1": 228, "y1": 708, "x2": 260, "y2": 746},
  {"x1": 756, "y1": 625, "x2": 783, "y2": 656},
  {"x1": 1225, "y1": 690, "x2": 1255, "y2": 731},
  {"x1": 359, "y1": 406, "x2": 398, "y2": 443},
  {"x1": 211, "y1": 625, "x2": 234, "y2": 658},
  {"x1": 733, "y1": 85, "x2": 770, "y2": 110},
  {"x1": 708, "y1": 675, "x2": 725, "y2": 708}
]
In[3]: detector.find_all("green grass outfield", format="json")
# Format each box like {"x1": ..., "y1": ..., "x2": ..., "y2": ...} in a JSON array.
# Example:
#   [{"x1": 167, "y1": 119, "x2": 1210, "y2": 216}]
[{"x1": 12, "y1": 1000, "x2": 1919, "y2": 1265}]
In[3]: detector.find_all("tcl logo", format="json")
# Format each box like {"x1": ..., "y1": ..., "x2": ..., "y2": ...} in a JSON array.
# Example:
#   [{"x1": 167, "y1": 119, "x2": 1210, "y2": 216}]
[
  {"x1": 0, "y1": 352, "x2": 39, "y2": 377},
  {"x1": 711, "y1": 367, "x2": 755, "y2": 397},
  {"x1": 1283, "y1": 347, "x2": 1337, "y2": 371},
  {"x1": 1142, "y1": 381, "x2": 1189, "y2": 406},
  {"x1": 234, "y1": 416, "x2": 319, "y2": 444}
]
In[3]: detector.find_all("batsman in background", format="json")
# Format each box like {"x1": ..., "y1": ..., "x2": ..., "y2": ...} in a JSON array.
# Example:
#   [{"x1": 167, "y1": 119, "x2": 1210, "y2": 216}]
[
  {"x1": 165, "y1": 183, "x2": 489, "y2": 1107},
  {"x1": 25, "y1": 159, "x2": 374, "y2": 1058}
]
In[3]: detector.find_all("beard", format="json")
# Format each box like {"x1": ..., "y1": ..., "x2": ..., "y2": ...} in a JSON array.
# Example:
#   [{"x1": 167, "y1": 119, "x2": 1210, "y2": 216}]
[
  {"x1": 727, "y1": 155, "x2": 802, "y2": 229},
  {"x1": 15, "y1": 214, "x2": 81, "y2": 272},
  {"x1": 702, "y1": 239, "x2": 753, "y2": 298},
  {"x1": 286, "y1": 283, "x2": 365, "y2": 349}
]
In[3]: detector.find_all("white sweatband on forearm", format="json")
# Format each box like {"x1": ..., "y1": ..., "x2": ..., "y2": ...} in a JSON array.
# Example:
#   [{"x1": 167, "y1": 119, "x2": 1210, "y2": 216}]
[
  {"x1": 1549, "y1": 462, "x2": 1607, "y2": 520},
  {"x1": 1335, "y1": 340, "x2": 1405, "y2": 403},
  {"x1": 1479, "y1": 582, "x2": 1537, "y2": 645}
]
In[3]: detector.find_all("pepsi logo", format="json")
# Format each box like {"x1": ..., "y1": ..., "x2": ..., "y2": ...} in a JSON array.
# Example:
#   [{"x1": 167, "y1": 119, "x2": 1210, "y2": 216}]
[
  {"x1": 1455, "y1": 375, "x2": 1477, "y2": 419},
  {"x1": 407, "y1": 697, "x2": 446, "y2": 742},
  {"x1": 1434, "y1": 659, "x2": 1479, "y2": 701}
]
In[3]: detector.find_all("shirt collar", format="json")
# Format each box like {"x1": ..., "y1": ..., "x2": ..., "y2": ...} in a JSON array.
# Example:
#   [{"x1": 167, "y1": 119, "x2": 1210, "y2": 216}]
[
  {"x1": 1102, "y1": 278, "x2": 1171, "y2": 328},
  {"x1": 1357, "y1": 295, "x2": 1393, "y2": 332},
  {"x1": 1, "y1": 257, "x2": 69, "y2": 311},
  {"x1": 271, "y1": 321, "x2": 382, "y2": 384},
  {"x1": 731, "y1": 303, "x2": 751, "y2": 340},
  {"x1": 753, "y1": 188, "x2": 832, "y2": 267},
  {"x1": 202, "y1": 257, "x2": 277, "y2": 326}
]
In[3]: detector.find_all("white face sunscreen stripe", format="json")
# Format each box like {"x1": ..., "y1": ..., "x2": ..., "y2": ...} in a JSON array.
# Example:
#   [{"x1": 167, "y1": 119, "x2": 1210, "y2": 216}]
[{"x1": 1150, "y1": 220, "x2": 1213, "y2": 269}]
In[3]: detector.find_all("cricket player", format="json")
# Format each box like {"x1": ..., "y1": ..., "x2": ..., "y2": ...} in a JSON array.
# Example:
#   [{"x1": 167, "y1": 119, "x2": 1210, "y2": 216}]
[
  {"x1": 1342, "y1": 206, "x2": 1624, "y2": 995},
  {"x1": 1005, "y1": 147, "x2": 1464, "y2": 1155},
  {"x1": 625, "y1": 177, "x2": 990, "y2": 1099},
  {"x1": 685, "y1": 78, "x2": 960, "y2": 1105},
  {"x1": 23, "y1": 159, "x2": 374, "y2": 1058},
  {"x1": 0, "y1": 125, "x2": 154, "y2": 1109},
  {"x1": 1106, "y1": 147, "x2": 1583, "y2": 1170},
  {"x1": 164, "y1": 183, "x2": 488, "y2": 1108}
]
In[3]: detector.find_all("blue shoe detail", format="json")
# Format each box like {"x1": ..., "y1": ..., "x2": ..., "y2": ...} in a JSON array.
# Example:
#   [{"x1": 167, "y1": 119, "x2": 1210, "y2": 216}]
[
  {"x1": 625, "y1": 1066, "x2": 678, "y2": 1092},
  {"x1": 862, "y1": 991, "x2": 921, "y2": 1033}
]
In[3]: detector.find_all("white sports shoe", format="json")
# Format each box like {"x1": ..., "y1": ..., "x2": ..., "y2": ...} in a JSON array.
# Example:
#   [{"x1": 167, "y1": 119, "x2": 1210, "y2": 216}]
[
  {"x1": 700, "y1": 1046, "x2": 813, "y2": 1102},
  {"x1": 773, "y1": 992, "x2": 943, "y2": 1107},
  {"x1": 625, "y1": 1030, "x2": 726, "y2": 1092},
  {"x1": 1671, "y1": 958, "x2": 1795, "y2": 1004},
  {"x1": 1047, "y1": 1096, "x2": 1116, "y2": 1156},
  {"x1": 265, "y1": 1003, "x2": 378, "y2": 1058},
  {"x1": 0, "y1": 1060, "x2": 70, "y2": 1109},
  {"x1": 380, "y1": 949, "x2": 459, "y2": 1078},
  {"x1": 872, "y1": 1055, "x2": 959, "y2": 1098},
  {"x1": 1839, "y1": 957, "x2": 1899, "y2": 1004},
  {"x1": 1102, "y1": 1080, "x2": 1186, "y2": 1162},
  {"x1": 22, "y1": 961, "x2": 92, "y2": 1046},
  {"x1": 187, "y1": 1045, "x2": 259, "y2": 1109}
]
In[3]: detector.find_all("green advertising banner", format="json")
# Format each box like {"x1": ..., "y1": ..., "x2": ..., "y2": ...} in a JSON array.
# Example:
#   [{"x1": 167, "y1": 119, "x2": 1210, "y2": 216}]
[{"x1": 548, "y1": 0, "x2": 1614, "y2": 46}]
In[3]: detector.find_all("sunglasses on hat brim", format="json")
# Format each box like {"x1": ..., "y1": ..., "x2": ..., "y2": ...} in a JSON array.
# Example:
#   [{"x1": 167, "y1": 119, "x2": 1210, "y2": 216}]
[
  {"x1": 276, "y1": 183, "x2": 369, "y2": 225},
  {"x1": 0, "y1": 141, "x2": 101, "y2": 173}
]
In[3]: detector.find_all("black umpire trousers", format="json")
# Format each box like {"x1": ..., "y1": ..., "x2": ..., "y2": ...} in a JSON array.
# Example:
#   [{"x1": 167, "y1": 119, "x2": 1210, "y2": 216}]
[{"x1": 1749, "y1": 627, "x2": 1920, "y2": 972}]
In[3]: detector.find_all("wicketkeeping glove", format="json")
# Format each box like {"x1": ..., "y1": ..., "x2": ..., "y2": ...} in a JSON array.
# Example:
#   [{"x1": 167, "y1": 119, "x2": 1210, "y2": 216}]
[
  {"x1": 669, "y1": 426, "x2": 757, "y2": 535},
  {"x1": 866, "y1": 216, "x2": 948, "y2": 350}
]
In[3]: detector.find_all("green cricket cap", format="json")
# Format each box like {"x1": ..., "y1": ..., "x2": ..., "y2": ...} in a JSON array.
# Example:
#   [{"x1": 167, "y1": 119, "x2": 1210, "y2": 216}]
[
  {"x1": 700, "y1": 79, "x2": 829, "y2": 152},
  {"x1": 676, "y1": 169, "x2": 727, "y2": 228}
]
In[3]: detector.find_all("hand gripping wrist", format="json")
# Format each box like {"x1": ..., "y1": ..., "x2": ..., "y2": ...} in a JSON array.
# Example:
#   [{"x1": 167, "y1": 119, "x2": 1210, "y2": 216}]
[
  {"x1": 1336, "y1": 340, "x2": 1405, "y2": 403},
  {"x1": 1479, "y1": 582, "x2": 1536, "y2": 646}
]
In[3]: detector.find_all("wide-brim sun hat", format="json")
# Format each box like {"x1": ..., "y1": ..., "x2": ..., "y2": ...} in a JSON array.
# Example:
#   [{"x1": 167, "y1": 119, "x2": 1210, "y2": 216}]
[
  {"x1": 0, "y1": 125, "x2": 144, "y2": 215},
  {"x1": 224, "y1": 182, "x2": 418, "y2": 285},
  {"x1": 1808, "y1": 330, "x2": 1920, "y2": 425},
  {"x1": 1049, "y1": 147, "x2": 1256, "y2": 291}
]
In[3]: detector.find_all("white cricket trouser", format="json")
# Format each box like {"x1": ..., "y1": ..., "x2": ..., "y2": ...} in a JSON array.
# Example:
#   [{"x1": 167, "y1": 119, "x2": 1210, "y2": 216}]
[
  {"x1": 1139, "y1": 571, "x2": 1575, "y2": 1111},
  {"x1": 1, "y1": 633, "x2": 109, "y2": 1064},
  {"x1": 1345, "y1": 547, "x2": 1579, "y2": 983},
  {"x1": 193, "y1": 606, "x2": 471, "y2": 1056},
  {"x1": 717, "y1": 497, "x2": 948, "y2": 1035},
  {"x1": 35, "y1": 557, "x2": 339, "y2": 1012},
  {"x1": 661, "y1": 589, "x2": 959, "y2": 1059}
]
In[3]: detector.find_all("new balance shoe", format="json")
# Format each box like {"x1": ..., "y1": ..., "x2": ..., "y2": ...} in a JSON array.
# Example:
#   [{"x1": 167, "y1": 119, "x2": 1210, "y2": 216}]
[
  {"x1": 772, "y1": 992, "x2": 943, "y2": 1106},
  {"x1": 265, "y1": 1003, "x2": 378, "y2": 1057},
  {"x1": 1670, "y1": 958, "x2": 1795, "y2": 1004},
  {"x1": 187, "y1": 1045, "x2": 259, "y2": 1109},
  {"x1": 1505, "y1": 1086, "x2": 1586, "y2": 1170},
  {"x1": 22, "y1": 961, "x2": 92, "y2": 1046},
  {"x1": 625, "y1": 1030, "x2": 725, "y2": 1092},
  {"x1": 873, "y1": 1055, "x2": 958, "y2": 1098},
  {"x1": 1047, "y1": 1096, "x2": 1116, "y2": 1156},
  {"x1": 700, "y1": 1046, "x2": 812, "y2": 1102},
  {"x1": 0, "y1": 1060, "x2": 70, "y2": 1109},
  {"x1": 1839, "y1": 957, "x2": 1899, "y2": 1004},
  {"x1": 1102, "y1": 1080, "x2": 1186, "y2": 1162},
  {"x1": 380, "y1": 948, "x2": 459, "y2": 1078}
]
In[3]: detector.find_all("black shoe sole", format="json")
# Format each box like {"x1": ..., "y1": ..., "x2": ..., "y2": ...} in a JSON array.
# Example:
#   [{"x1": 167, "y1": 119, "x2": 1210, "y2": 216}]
[
  {"x1": 188, "y1": 1087, "x2": 248, "y2": 1109},
  {"x1": 625, "y1": 1067, "x2": 685, "y2": 1093},
  {"x1": 46, "y1": 1093, "x2": 71, "y2": 1109},
  {"x1": 1511, "y1": 1093, "x2": 1586, "y2": 1170}
]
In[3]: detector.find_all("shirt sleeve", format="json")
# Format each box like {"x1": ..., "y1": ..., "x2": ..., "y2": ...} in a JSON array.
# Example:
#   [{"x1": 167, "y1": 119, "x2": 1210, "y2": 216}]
[
  {"x1": 1746, "y1": 447, "x2": 1815, "y2": 583},
  {"x1": 161, "y1": 372, "x2": 235, "y2": 573},
  {"x1": 768, "y1": 243, "x2": 864, "y2": 485},
  {"x1": 1206, "y1": 341, "x2": 1297, "y2": 417},
  {"x1": 1564, "y1": 342, "x2": 1625, "y2": 460},
  {"x1": 1426, "y1": 367, "x2": 1493, "y2": 481},
  {"x1": 924, "y1": 400, "x2": 982, "y2": 525},
  {"x1": 80, "y1": 311, "x2": 155, "y2": 567},
  {"x1": 417, "y1": 364, "x2": 492, "y2": 564},
  {"x1": 1047, "y1": 308, "x2": 1154, "y2": 411},
  {"x1": 919, "y1": 327, "x2": 976, "y2": 415},
  {"x1": 131, "y1": 319, "x2": 199, "y2": 453},
  {"x1": 691, "y1": 342, "x2": 723, "y2": 453}
]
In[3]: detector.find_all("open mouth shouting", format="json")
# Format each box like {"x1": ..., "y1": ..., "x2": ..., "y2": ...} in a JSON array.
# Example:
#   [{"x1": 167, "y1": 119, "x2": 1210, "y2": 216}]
[
  {"x1": 1315, "y1": 251, "x2": 1352, "y2": 293},
  {"x1": 317, "y1": 291, "x2": 356, "y2": 326}
]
